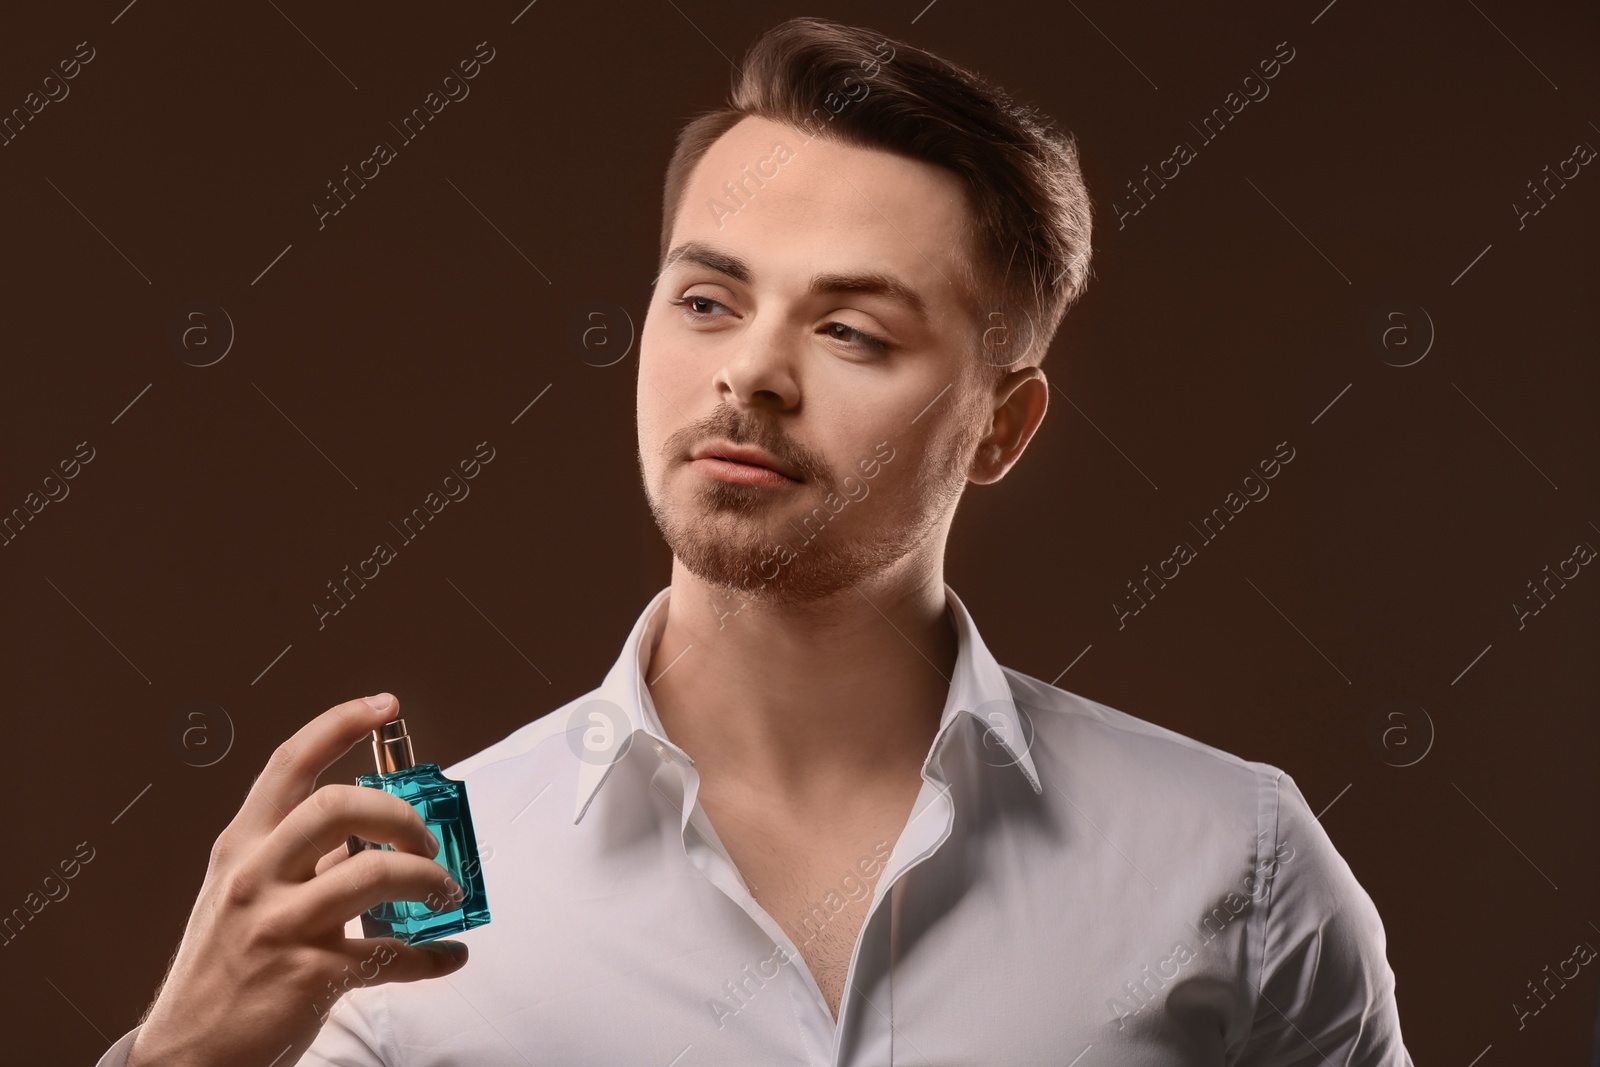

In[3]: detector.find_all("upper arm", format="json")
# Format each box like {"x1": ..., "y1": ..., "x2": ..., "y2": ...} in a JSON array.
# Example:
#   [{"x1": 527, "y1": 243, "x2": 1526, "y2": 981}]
[{"x1": 1233, "y1": 772, "x2": 1414, "y2": 1067}]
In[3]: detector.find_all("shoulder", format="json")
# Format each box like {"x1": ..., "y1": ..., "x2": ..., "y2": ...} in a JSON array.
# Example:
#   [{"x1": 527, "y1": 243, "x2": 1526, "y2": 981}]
[
  {"x1": 435, "y1": 688, "x2": 634, "y2": 829},
  {"x1": 995, "y1": 670, "x2": 1404, "y2": 1047},
  {"x1": 1001, "y1": 664, "x2": 1289, "y2": 799},
  {"x1": 445, "y1": 702, "x2": 576, "y2": 779},
  {"x1": 441, "y1": 688, "x2": 616, "y2": 798},
  {"x1": 994, "y1": 665, "x2": 1301, "y2": 909}
]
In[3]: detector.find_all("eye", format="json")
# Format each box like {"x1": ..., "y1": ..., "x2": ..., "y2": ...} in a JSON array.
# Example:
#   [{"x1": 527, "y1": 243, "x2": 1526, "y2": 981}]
[
  {"x1": 668, "y1": 293, "x2": 890, "y2": 354},
  {"x1": 669, "y1": 294, "x2": 732, "y2": 319},
  {"x1": 822, "y1": 321, "x2": 889, "y2": 353}
]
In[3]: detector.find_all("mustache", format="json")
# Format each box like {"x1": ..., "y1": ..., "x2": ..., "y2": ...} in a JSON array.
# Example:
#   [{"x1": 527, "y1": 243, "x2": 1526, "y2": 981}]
[{"x1": 664, "y1": 408, "x2": 828, "y2": 486}]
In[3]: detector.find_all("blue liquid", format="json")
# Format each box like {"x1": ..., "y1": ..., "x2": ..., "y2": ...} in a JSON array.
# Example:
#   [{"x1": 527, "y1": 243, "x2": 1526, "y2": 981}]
[{"x1": 352, "y1": 763, "x2": 491, "y2": 944}]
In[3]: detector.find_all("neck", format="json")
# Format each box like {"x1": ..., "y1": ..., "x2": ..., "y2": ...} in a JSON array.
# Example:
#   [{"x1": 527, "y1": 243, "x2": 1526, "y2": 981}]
[{"x1": 645, "y1": 548, "x2": 957, "y2": 810}]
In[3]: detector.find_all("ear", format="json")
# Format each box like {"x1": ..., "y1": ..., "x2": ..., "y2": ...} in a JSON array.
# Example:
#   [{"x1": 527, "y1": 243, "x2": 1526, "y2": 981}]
[{"x1": 968, "y1": 365, "x2": 1048, "y2": 485}]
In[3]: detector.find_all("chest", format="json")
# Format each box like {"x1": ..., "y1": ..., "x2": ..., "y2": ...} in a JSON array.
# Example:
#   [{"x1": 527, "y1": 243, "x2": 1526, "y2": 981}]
[
  {"x1": 754, "y1": 855, "x2": 879, "y2": 1017},
  {"x1": 699, "y1": 801, "x2": 905, "y2": 1018}
]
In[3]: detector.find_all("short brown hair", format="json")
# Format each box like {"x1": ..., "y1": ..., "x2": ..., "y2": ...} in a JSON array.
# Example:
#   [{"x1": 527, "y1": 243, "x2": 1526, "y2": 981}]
[{"x1": 658, "y1": 16, "x2": 1094, "y2": 372}]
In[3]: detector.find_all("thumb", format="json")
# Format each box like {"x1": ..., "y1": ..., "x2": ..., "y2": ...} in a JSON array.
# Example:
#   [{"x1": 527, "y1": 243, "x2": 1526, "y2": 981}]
[
  {"x1": 346, "y1": 937, "x2": 469, "y2": 987},
  {"x1": 409, "y1": 940, "x2": 470, "y2": 978}
]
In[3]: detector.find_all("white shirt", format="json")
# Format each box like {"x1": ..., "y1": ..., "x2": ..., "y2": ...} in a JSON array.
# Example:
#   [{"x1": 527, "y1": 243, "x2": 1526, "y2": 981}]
[{"x1": 96, "y1": 584, "x2": 1412, "y2": 1065}]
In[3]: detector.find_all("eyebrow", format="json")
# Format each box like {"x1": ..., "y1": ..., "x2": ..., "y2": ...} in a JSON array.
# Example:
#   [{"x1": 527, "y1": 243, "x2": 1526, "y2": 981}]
[{"x1": 660, "y1": 241, "x2": 931, "y2": 325}]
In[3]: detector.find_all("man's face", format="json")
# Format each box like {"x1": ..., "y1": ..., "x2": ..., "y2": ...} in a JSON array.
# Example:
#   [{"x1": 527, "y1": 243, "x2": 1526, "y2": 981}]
[{"x1": 637, "y1": 115, "x2": 992, "y2": 607}]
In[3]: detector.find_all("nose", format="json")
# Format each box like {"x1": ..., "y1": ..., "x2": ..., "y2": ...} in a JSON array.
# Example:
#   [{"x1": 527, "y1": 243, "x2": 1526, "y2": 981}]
[{"x1": 712, "y1": 316, "x2": 799, "y2": 413}]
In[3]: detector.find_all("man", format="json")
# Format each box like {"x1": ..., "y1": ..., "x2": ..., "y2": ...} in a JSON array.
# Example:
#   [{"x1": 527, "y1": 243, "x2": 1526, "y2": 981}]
[{"x1": 100, "y1": 16, "x2": 1412, "y2": 1066}]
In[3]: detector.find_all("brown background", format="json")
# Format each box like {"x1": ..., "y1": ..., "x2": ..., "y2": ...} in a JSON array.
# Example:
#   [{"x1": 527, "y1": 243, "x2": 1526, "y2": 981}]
[{"x1": 1, "y1": 0, "x2": 1595, "y2": 1062}]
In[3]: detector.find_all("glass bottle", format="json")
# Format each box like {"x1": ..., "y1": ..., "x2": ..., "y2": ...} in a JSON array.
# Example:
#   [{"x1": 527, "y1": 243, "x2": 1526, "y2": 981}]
[{"x1": 348, "y1": 717, "x2": 491, "y2": 944}]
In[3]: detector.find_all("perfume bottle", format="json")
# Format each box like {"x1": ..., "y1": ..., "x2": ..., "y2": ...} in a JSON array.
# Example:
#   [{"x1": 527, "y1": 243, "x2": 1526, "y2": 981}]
[{"x1": 348, "y1": 718, "x2": 491, "y2": 944}]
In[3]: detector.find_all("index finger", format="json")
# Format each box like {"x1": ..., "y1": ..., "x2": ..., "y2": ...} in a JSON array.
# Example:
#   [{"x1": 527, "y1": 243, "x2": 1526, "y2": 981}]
[{"x1": 231, "y1": 693, "x2": 400, "y2": 840}]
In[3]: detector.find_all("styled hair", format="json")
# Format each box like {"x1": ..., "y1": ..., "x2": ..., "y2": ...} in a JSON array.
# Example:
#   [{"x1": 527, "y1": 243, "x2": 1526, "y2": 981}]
[{"x1": 658, "y1": 16, "x2": 1094, "y2": 372}]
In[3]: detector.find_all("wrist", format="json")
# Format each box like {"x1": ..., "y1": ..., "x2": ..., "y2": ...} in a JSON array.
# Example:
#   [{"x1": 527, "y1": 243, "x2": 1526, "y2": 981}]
[{"x1": 126, "y1": 1021, "x2": 212, "y2": 1067}]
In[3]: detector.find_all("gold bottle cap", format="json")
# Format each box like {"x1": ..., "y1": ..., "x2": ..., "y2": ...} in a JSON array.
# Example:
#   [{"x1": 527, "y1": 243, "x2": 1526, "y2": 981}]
[{"x1": 371, "y1": 718, "x2": 416, "y2": 774}]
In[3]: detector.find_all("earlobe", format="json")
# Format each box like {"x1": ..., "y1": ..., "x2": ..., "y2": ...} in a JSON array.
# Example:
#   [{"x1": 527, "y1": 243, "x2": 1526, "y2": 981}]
[
  {"x1": 967, "y1": 439, "x2": 1007, "y2": 485},
  {"x1": 986, "y1": 442, "x2": 1006, "y2": 480}
]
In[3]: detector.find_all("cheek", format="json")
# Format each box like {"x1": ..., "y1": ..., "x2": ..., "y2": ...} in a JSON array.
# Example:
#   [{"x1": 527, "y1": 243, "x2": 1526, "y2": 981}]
[
  {"x1": 635, "y1": 390, "x2": 674, "y2": 478},
  {"x1": 636, "y1": 319, "x2": 680, "y2": 429},
  {"x1": 639, "y1": 311, "x2": 710, "y2": 403},
  {"x1": 637, "y1": 311, "x2": 667, "y2": 387},
  {"x1": 901, "y1": 415, "x2": 975, "y2": 487}
]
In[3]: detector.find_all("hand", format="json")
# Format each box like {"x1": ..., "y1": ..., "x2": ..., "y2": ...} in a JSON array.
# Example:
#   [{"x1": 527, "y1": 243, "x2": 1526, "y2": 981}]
[{"x1": 128, "y1": 694, "x2": 470, "y2": 1067}]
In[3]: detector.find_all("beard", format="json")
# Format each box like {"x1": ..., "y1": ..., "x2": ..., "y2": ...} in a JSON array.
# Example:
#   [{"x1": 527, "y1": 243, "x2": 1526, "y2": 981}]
[{"x1": 640, "y1": 402, "x2": 979, "y2": 610}]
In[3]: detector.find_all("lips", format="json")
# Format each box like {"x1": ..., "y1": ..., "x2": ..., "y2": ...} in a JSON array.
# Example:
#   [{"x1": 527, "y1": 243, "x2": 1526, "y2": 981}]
[{"x1": 688, "y1": 440, "x2": 802, "y2": 482}]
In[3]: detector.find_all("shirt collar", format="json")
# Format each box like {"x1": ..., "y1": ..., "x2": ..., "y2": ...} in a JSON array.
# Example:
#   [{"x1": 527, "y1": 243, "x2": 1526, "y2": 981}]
[{"x1": 572, "y1": 583, "x2": 1042, "y2": 824}]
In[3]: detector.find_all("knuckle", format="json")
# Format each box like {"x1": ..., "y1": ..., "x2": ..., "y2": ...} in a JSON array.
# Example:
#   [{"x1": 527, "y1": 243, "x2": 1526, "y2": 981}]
[
  {"x1": 221, "y1": 866, "x2": 262, "y2": 909},
  {"x1": 207, "y1": 831, "x2": 235, "y2": 869},
  {"x1": 291, "y1": 949, "x2": 331, "y2": 990},
  {"x1": 251, "y1": 901, "x2": 300, "y2": 949},
  {"x1": 373, "y1": 787, "x2": 415, "y2": 819},
  {"x1": 375, "y1": 850, "x2": 423, "y2": 892},
  {"x1": 341, "y1": 851, "x2": 381, "y2": 895},
  {"x1": 368, "y1": 792, "x2": 429, "y2": 845},
  {"x1": 314, "y1": 843, "x2": 352, "y2": 877},
  {"x1": 265, "y1": 740, "x2": 300, "y2": 776},
  {"x1": 308, "y1": 783, "x2": 353, "y2": 820}
]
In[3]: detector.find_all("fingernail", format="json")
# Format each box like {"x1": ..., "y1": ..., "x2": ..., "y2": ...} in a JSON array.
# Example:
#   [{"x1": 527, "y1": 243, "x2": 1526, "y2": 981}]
[
  {"x1": 363, "y1": 693, "x2": 394, "y2": 712},
  {"x1": 423, "y1": 940, "x2": 468, "y2": 961},
  {"x1": 426, "y1": 829, "x2": 440, "y2": 854}
]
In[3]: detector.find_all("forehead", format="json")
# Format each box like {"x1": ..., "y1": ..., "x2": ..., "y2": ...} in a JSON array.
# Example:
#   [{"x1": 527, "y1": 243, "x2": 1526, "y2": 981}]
[{"x1": 670, "y1": 115, "x2": 979, "y2": 313}]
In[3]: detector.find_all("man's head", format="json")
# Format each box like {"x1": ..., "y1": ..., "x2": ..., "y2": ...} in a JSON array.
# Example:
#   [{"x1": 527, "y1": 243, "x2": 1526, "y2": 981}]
[{"x1": 637, "y1": 16, "x2": 1093, "y2": 609}]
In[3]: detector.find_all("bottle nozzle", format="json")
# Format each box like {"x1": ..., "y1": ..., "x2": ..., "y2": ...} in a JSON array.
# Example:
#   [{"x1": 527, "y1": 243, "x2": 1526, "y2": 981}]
[{"x1": 372, "y1": 718, "x2": 416, "y2": 774}]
